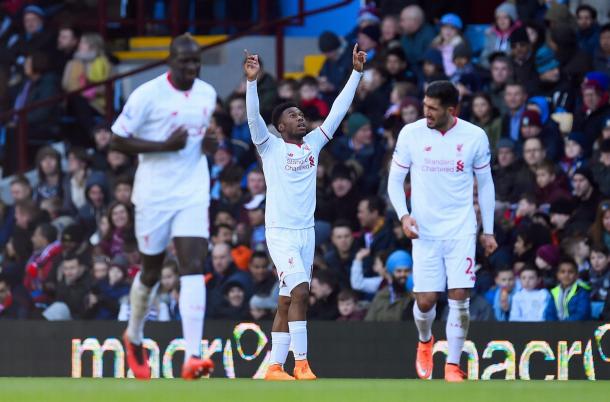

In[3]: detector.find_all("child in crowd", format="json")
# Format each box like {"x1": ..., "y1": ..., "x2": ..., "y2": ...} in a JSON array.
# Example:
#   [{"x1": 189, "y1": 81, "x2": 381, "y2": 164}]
[
  {"x1": 559, "y1": 132, "x2": 588, "y2": 180},
  {"x1": 336, "y1": 289, "x2": 366, "y2": 321},
  {"x1": 509, "y1": 265, "x2": 555, "y2": 321},
  {"x1": 589, "y1": 245, "x2": 610, "y2": 319},
  {"x1": 550, "y1": 258, "x2": 591, "y2": 321},
  {"x1": 534, "y1": 244, "x2": 560, "y2": 289},
  {"x1": 534, "y1": 160, "x2": 571, "y2": 206},
  {"x1": 431, "y1": 13, "x2": 465, "y2": 77},
  {"x1": 561, "y1": 236, "x2": 591, "y2": 275},
  {"x1": 485, "y1": 266, "x2": 517, "y2": 321}
]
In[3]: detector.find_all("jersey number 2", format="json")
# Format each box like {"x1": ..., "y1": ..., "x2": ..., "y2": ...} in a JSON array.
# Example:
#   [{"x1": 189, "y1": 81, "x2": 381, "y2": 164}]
[{"x1": 465, "y1": 257, "x2": 474, "y2": 275}]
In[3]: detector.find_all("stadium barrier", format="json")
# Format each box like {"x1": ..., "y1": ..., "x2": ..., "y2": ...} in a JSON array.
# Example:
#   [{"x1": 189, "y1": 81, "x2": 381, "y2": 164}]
[{"x1": 0, "y1": 321, "x2": 609, "y2": 379}]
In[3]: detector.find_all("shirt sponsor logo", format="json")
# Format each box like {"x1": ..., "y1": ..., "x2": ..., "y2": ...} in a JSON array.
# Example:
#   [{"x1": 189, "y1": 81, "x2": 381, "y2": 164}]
[
  {"x1": 424, "y1": 146, "x2": 432, "y2": 152},
  {"x1": 456, "y1": 160, "x2": 465, "y2": 172},
  {"x1": 457, "y1": 143, "x2": 463, "y2": 153}
]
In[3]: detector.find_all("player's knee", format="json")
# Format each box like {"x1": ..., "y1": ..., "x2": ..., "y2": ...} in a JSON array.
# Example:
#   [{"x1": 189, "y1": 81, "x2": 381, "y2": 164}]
[
  {"x1": 289, "y1": 283, "x2": 309, "y2": 305},
  {"x1": 447, "y1": 288, "x2": 470, "y2": 301},
  {"x1": 140, "y1": 268, "x2": 161, "y2": 287},
  {"x1": 277, "y1": 297, "x2": 291, "y2": 313}
]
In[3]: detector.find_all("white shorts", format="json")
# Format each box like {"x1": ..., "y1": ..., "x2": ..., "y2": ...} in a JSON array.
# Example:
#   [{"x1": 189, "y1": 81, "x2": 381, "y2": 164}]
[
  {"x1": 135, "y1": 204, "x2": 209, "y2": 255},
  {"x1": 411, "y1": 236, "x2": 476, "y2": 292},
  {"x1": 266, "y1": 227, "x2": 315, "y2": 297}
]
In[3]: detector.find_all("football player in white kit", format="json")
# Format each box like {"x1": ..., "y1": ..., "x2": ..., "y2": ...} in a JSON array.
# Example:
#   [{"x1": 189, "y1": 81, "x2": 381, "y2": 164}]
[
  {"x1": 387, "y1": 81, "x2": 498, "y2": 382},
  {"x1": 111, "y1": 35, "x2": 215, "y2": 380},
  {"x1": 244, "y1": 46, "x2": 366, "y2": 380}
]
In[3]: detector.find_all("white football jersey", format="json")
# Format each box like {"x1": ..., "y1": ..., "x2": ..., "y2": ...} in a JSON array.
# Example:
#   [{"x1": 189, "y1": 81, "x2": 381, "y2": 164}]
[
  {"x1": 112, "y1": 73, "x2": 217, "y2": 210},
  {"x1": 392, "y1": 117, "x2": 491, "y2": 239}
]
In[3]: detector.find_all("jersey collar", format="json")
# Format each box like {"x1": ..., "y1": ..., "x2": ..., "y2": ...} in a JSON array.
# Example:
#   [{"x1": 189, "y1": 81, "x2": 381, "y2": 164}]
[
  {"x1": 435, "y1": 117, "x2": 458, "y2": 136},
  {"x1": 166, "y1": 72, "x2": 192, "y2": 97}
]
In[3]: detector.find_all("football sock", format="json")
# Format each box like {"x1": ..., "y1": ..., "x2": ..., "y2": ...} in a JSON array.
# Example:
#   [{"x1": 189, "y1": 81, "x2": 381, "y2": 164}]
[
  {"x1": 446, "y1": 298, "x2": 470, "y2": 365},
  {"x1": 270, "y1": 332, "x2": 291, "y2": 366},
  {"x1": 180, "y1": 274, "x2": 206, "y2": 359},
  {"x1": 288, "y1": 321, "x2": 307, "y2": 361},
  {"x1": 413, "y1": 301, "x2": 436, "y2": 342},
  {"x1": 126, "y1": 272, "x2": 154, "y2": 345}
]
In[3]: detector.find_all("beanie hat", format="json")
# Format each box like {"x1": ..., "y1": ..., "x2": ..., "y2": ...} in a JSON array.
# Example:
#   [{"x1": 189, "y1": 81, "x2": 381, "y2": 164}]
[
  {"x1": 495, "y1": 2, "x2": 518, "y2": 22},
  {"x1": 61, "y1": 224, "x2": 85, "y2": 244},
  {"x1": 358, "y1": 4, "x2": 380, "y2": 25},
  {"x1": 231, "y1": 245, "x2": 252, "y2": 271},
  {"x1": 567, "y1": 131, "x2": 587, "y2": 149},
  {"x1": 521, "y1": 110, "x2": 542, "y2": 128},
  {"x1": 440, "y1": 13, "x2": 463, "y2": 30},
  {"x1": 110, "y1": 254, "x2": 129, "y2": 275},
  {"x1": 573, "y1": 166, "x2": 595, "y2": 186},
  {"x1": 318, "y1": 31, "x2": 341, "y2": 53},
  {"x1": 23, "y1": 5, "x2": 45, "y2": 18},
  {"x1": 496, "y1": 138, "x2": 515, "y2": 150},
  {"x1": 509, "y1": 26, "x2": 529, "y2": 45},
  {"x1": 452, "y1": 42, "x2": 471, "y2": 60},
  {"x1": 536, "y1": 244, "x2": 560, "y2": 267},
  {"x1": 544, "y1": 4, "x2": 573, "y2": 26},
  {"x1": 360, "y1": 24, "x2": 381, "y2": 44},
  {"x1": 535, "y1": 46, "x2": 559, "y2": 74},
  {"x1": 582, "y1": 71, "x2": 609, "y2": 93},
  {"x1": 347, "y1": 113, "x2": 371, "y2": 137},
  {"x1": 421, "y1": 48, "x2": 443, "y2": 67},
  {"x1": 386, "y1": 250, "x2": 413, "y2": 274},
  {"x1": 550, "y1": 198, "x2": 575, "y2": 215}
]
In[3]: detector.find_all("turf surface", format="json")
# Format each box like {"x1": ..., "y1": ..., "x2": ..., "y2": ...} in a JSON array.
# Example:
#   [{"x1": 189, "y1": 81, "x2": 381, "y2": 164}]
[{"x1": 0, "y1": 378, "x2": 607, "y2": 402}]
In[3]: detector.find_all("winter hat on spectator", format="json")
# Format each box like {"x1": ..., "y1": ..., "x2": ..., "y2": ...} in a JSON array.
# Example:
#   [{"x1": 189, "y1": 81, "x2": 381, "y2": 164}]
[
  {"x1": 347, "y1": 113, "x2": 371, "y2": 137},
  {"x1": 496, "y1": 138, "x2": 515, "y2": 151},
  {"x1": 232, "y1": 245, "x2": 252, "y2": 271},
  {"x1": 509, "y1": 26, "x2": 529, "y2": 45},
  {"x1": 567, "y1": 131, "x2": 587, "y2": 149},
  {"x1": 550, "y1": 198, "x2": 575, "y2": 215},
  {"x1": 495, "y1": 2, "x2": 518, "y2": 22},
  {"x1": 527, "y1": 96, "x2": 550, "y2": 124},
  {"x1": 110, "y1": 254, "x2": 129, "y2": 276},
  {"x1": 600, "y1": 139, "x2": 610, "y2": 153},
  {"x1": 357, "y1": 3, "x2": 380, "y2": 25},
  {"x1": 23, "y1": 5, "x2": 45, "y2": 18},
  {"x1": 61, "y1": 224, "x2": 85, "y2": 244},
  {"x1": 573, "y1": 166, "x2": 595, "y2": 186},
  {"x1": 452, "y1": 42, "x2": 471, "y2": 60},
  {"x1": 582, "y1": 71, "x2": 609, "y2": 93},
  {"x1": 386, "y1": 250, "x2": 413, "y2": 274},
  {"x1": 318, "y1": 31, "x2": 341, "y2": 53},
  {"x1": 440, "y1": 13, "x2": 463, "y2": 31},
  {"x1": 421, "y1": 48, "x2": 443, "y2": 67},
  {"x1": 535, "y1": 46, "x2": 559, "y2": 74},
  {"x1": 331, "y1": 163, "x2": 353, "y2": 182},
  {"x1": 521, "y1": 110, "x2": 542, "y2": 128},
  {"x1": 43, "y1": 302, "x2": 71, "y2": 320},
  {"x1": 244, "y1": 194, "x2": 265, "y2": 210},
  {"x1": 544, "y1": 4, "x2": 574, "y2": 27},
  {"x1": 360, "y1": 24, "x2": 381, "y2": 44},
  {"x1": 536, "y1": 244, "x2": 560, "y2": 267}
]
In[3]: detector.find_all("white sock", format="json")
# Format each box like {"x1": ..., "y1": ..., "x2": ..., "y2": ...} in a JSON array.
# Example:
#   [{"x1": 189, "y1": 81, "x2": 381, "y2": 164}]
[
  {"x1": 446, "y1": 298, "x2": 470, "y2": 365},
  {"x1": 126, "y1": 272, "x2": 153, "y2": 344},
  {"x1": 288, "y1": 321, "x2": 307, "y2": 361},
  {"x1": 270, "y1": 332, "x2": 291, "y2": 366},
  {"x1": 413, "y1": 302, "x2": 436, "y2": 342},
  {"x1": 179, "y1": 274, "x2": 206, "y2": 359}
]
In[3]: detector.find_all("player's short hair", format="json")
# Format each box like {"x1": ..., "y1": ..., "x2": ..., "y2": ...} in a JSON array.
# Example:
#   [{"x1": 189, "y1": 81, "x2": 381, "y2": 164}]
[
  {"x1": 272, "y1": 101, "x2": 298, "y2": 129},
  {"x1": 576, "y1": 4, "x2": 597, "y2": 20},
  {"x1": 169, "y1": 33, "x2": 199, "y2": 57},
  {"x1": 360, "y1": 195, "x2": 386, "y2": 216},
  {"x1": 424, "y1": 81, "x2": 459, "y2": 108},
  {"x1": 536, "y1": 160, "x2": 556, "y2": 176},
  {"x1": 337, "y1": 289, "x2": 358, "y2": 302}
]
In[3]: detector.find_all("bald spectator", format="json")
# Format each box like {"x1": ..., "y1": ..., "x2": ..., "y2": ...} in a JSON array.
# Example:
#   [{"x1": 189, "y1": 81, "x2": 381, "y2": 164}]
[
  {"x1": 399, "y1": 5, "x2": 436, "y2": 69},
  {"x1": 207, "y1": 243, "x2": 252, "y2": 316}
]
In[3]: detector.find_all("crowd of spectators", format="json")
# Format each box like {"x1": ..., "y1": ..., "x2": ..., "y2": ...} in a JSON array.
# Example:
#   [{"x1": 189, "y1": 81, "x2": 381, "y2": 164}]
[{"x1": 1, "y1": 2, "x2": 610, "y2": 324}]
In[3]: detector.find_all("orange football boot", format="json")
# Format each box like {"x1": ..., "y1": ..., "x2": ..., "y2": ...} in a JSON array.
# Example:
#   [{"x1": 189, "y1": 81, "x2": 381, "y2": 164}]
[
  {"x1": 123, "y1": 332, "x2": 151, "y2": 380},
  {"x1": 264, "y1": 364, "x2": 295, "y2": 381},
  {"x1": 181, "y1": 356, "x2": 215, "y2": 380},
  {"x1": 444, "y1": 363, "x2": 467, "y2": 382},
  {"x1": 293, "y1": 360, "x2": 317, "y2": 380},
  {"x1": 415, "y1": 336, "x2": 434, "y2": 379}
]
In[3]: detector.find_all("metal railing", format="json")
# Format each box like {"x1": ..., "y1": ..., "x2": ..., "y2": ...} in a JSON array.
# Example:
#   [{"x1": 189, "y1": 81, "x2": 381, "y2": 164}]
[{"x1": 1, "y1": 0, "x2": 352, "y2": 172}]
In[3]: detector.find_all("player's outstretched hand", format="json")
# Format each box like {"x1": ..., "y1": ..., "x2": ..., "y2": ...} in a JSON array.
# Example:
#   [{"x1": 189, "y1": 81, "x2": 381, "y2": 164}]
[
  {"x1": 164, "y1": 126, "x2": 188, "y2": 151},
  {"x1": 244, "y1": 50, "x2": 260, "y2": 81},
  {"x1": 352, "y1": 44, "x2": 367, "y2": 73},
  {"x1": 481, "y1": 234, "x2": 498, "y2": 256},
  {"x1": 401, "y1": 215, "x2": 419, "y2": 239}
]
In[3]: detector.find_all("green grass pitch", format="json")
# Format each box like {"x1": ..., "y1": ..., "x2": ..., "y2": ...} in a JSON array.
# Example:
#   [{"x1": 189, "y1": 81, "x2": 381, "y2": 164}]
[{"x1": 0, "y1": 378, "x2": 606, "y2": 402}]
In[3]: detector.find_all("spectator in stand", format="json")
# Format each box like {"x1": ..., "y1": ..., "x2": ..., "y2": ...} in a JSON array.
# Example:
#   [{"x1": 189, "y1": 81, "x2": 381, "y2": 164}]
[
  {"x1": 493, "y1": 139, "x2": 530, "y2": 205},
  {"x1": 480, "y1": 2, "x2": 521, "y2": 69},
  {"x1": 319, "y1": 164, "x2": 361, "y2": 230},
  {"x1": 298, "y1": 76, "x2": 329, "y2": 119},
  {"x1": 62, "y1": 146, "x2": 89, "y2": 213},
  {"x1": 485, "y1": 266, "x2": 516, "y2": 321},
  {"x1": 105, "y1": 149, "x2": 134, "y2": 192},
  {"x1": 549, "y1": 23, "x2": 592, "y2": 91},
  {"x1": 0, "y1": 175, "x2": 33, "y2": 248},
  {"x1": 85, "y1": 254, "x2": 130, "y2": 320},
  {"x1": 245, "y1": 167, "x2": 266, "y2": 199},
  {"x1": 550, "y1": 258, "x2": 591, "y2": 321},
  {"x1": 589, "y1": 200, "x2": 610, "y2": 251},
  {"x1": 384, "y1": 47, "x2": 417, "y2": 85},
  {"x1": 399, "y1": 5, "x2": 436, "y2": 71},
  {"x1": 574, "y1": 72, "x2": 610, "y2": 155},
  {"x1": 561, "y1": 235, "x2": 592, "y2": 275},
  {"x1": 509, "y1": 27, "x2": 538, "y2": 90},
  {"x1": 307, "y1": 270, "x2": 339, "y2": 320},
  {"x1": 593, "y1": 24, "x2": 610, "y2": 77},
  {"x1": 534, "y1": 244, "x2": 560, "y2": 289},
  {"x1": 592, "y1": 139, "x2": 610, "y2": 197},
  {"x1": 33, "y1": 146, "x2": 63, "y2": 205},
  {"x1": 158, "y1": 259, "x2": 180, "y2": 320},
  {"x1": 248, "y1": 251, "x2": 278, "y2": 307},
  {"x1": 350, "y1": 248, "x2": 388, "y2": 297},
  {"x1": 576, "y1": 5, "x2": 601, "y2": 56},
  {"x1": 77, "y1": 171, "x2": 110, "y2": 236},
  {"x1": 570, "y1": 167, "x2": 602, "y2": 230},
  {"x1": 89, "y1": 124, "x2": 112, "y2": 171},
  {"x1": 399, "y1": 96, "x2": 421, "y2": 125},
  {"x1": 509, "y1": 265, "x2": 555, "y2": 321},
  {"x1": 212, "y1": 281, "x2": 249, "y2": 320},
  {"x1": 486, "y1": 53, "x2": 513, "y2": 114},
  {"x1": 560, "y1": 132, "x2": 588, "y2": 180},
  {"x1": 501, "y1": 81, "x2": 528, "y2": 143},
  {"x1": 244, "y1": 194, "x2": 265, "y2": 251},
  {"x1": 535, "y1": 160, "x2": 571, "y2": 206},
  {"x1": 355, "y1": 196, "x2": 396, "y2": 276},
  {"x1": 471, "y1": 92, "x2": 502, "y2": 150},
  {"x1": 364, "y1": 250, "x2": 412, "y2": 322},
  {"x1": 380, "y1": 14, "x2": 401, "y2": 51},
  {"x1": 549, "y1": 198, "x2": 578, "y2": 240},
  {"x1": 52, "y1": 255, "x2": 92, "y2": 319},
  {"x1": 23, "y1": 222, "x2": 61, "y2": 305},
  {"x1": 430, "y1": 13, "x2": 465, "y2": 77},
  {"x1": 516, "y1": 109, "x2": 561, "y2": 161},
  {"x1": 100, "y1": 202, "x2": 135, "y2": 258},
  {"x1": 336, "y1": 289, "x2": 366, "y2": 321},
  {"x1": 419, "y1": 48, "x2": 447, "y2": 89},
  {"x1": 212, "y1": 166, "x2": 246, "y2": 219},
  {"x1": 533, "y1": 46, "x2": 575, "y2": 113},
  {"x1": 324, "y1": 221, "x2": 356, "y2": 289},
  {"x1": 589, "y1": 245, "x2": 610, "y2": 303},
  {"x1": 318, "y1": 31, "x2": 352, "y2": 103},
  {"x1": 206, "y1": 242, "x2": 252, "y2": 316},
  {"x1": 113, "y1": 175, "x2": 133, "y2": 206},
  {"x1": 54, "y1": 25, "x2": 80, "y2": 75},
  {"x1": 514, "y1": 223, "x2": 552, "y2": 265},
  {"x1": 62, "y1": 32, "x2": 112, "y2": 134},
  {"x1": 0, "y1": 274, "x2": 30, "y2": 319}
]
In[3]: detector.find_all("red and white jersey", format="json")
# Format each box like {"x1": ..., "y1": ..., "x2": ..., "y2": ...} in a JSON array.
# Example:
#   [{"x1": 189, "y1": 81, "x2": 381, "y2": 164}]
[
  {"x1": 112, "y1": 73, "x2": 217, "y2": 210},
  {"x1": 392, "y1": 117, "x2": 491, "y2": 239}
]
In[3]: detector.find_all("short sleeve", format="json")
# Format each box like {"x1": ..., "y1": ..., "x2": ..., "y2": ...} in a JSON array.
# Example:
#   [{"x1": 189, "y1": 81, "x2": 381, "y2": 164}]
[
  {"x1": 392, "y1": 126, "x2": 412, "y2": 170},
  {"x1": 473, "y1": 131, "x2": 491, "y2": 171},
  {"x1": 111, "y1": 86, "x2": 149, "y2": 138}
]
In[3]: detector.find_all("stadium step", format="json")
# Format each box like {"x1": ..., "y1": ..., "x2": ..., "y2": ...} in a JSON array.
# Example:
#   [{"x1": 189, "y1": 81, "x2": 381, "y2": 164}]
[
  {"x1": 284, "y1": 54, "x2": 325, "y2": 79},
  {"x1": 113, "y1": 35, "x2": 227, "y2": 61}
]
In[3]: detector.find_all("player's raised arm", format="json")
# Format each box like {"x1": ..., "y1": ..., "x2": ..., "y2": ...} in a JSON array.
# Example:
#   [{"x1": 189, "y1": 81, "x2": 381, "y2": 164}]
[
  {"x1": 244, "y1": 50, "x2": 272, "y2": 149},
  {"x1": 318, "y1": 44, "x2": 366, "y2": 139}
]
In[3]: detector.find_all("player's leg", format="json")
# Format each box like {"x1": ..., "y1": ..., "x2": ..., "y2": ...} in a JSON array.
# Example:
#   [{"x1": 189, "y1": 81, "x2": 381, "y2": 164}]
[
  {"x1": 443, "y1": 236, "x2": 476, "y2": 382},
  {"x1": 123, "y1": 208, "x2": 170, "y2": 379},
  {"x1": 289, "y1": 227, "x2": 316, "y2": 380},
  {"x1": 411, "y1": 238, "x2": 444, "y2": 379},
  {"x1": 171, "y1": 204, "x2": 214, "y2": 379},
  {"x1": 265, "y1": 295, "x2": 294, "y2": 380}
]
